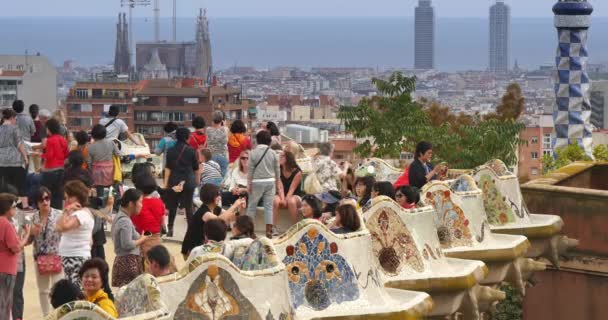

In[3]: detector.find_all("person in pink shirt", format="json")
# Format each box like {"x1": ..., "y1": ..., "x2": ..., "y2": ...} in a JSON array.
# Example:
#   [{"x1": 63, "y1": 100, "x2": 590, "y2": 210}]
[{"x1": 0, "y1": 193, "x2": 31, "y2": 320}]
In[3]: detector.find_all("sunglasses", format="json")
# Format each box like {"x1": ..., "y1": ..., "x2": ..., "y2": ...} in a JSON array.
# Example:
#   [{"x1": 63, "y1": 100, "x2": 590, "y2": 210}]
[
  {"x1": 41, "y1": 196, "x2": 51, "y2": 202},
  {"x1": 241, "y1": 157, "x2": 249, "y2": 160}
]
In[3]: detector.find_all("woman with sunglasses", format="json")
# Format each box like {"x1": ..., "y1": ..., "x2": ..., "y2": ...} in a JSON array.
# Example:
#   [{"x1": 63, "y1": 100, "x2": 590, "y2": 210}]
[
  {"x1": 181, "y1": 183, "x2": 244, "y2": 260},
  {"x1": 28, "y1": 187, "x2": 63, "y2": 316},
  {"x1": 0, "y1": 193, "x2": 30, "y2": 320},
  {"x1": 222, "y1": 150, "x2": 249, "y2": 208}
]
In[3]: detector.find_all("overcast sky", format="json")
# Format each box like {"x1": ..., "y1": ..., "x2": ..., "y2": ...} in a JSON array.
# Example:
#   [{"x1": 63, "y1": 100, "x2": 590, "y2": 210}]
[{"x1": 3, "y1": 0, "x2": 607, "y2": 18}]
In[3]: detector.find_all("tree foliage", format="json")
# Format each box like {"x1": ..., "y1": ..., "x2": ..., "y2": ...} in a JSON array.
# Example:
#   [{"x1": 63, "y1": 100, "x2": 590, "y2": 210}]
[
  {"x1": 542, "y1": 143, "x2": 608, "y2": 174},
  {"x1": 494, "y1": 284, "x2": 523, "y2": 320},
  {"x1": 338, "y1": 72, "x2": 526, "y2": 169},
  {"x1": 486, "y1": 83, "x2": 525, "y2": 121}
]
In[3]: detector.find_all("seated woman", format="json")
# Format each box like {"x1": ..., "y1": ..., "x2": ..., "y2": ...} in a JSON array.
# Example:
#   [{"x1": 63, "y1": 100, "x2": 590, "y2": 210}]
[
  {"x1": 301, "y1": 195, "x2": 323, "y2": 220},
  {"x1": 315, "y1": 190, "x2": 343, "y2": 223},
  {"x1": 222, "y1": 150, "x2": 249, "y2": 208},
  {"x1": 330, "y1": 204, "x2": 361, "y2": 234},
  {"x1": 186, "y1": 219, "x2": 228, "y2": 264},
  {"x1": 395, "y1": 186, "x2": 421, "y2": 210},
  {"x1": 181, "y1": 184, "x2": 244, "y2": 260},
  {"x1": 408, "y1": 141, "x2": 438, "y2": 189},
  {"x1": 50, "y1": 279, "x2": 85, "y2": 309},
  {"x1": 230, "y1": 215, "x2": 256, "y2": 240},
  {"x1": 354, "y1": 176, "x2": 374, "y2": 209},
  {"x1": 371, "y1": 181, "x2": 396, "y2": 200},
  {"x1": 273, "y1": 151, "x2": 303, "y2": 226},
  {"x1": 78, "y1": 258, "x2": 118, "y2": 317}
]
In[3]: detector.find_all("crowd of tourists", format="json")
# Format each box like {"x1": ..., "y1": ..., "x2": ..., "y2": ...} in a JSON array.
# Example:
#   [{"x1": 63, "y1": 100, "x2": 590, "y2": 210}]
[{"x1": 0, "y1": 100, "x2": 437, "y2": 320}]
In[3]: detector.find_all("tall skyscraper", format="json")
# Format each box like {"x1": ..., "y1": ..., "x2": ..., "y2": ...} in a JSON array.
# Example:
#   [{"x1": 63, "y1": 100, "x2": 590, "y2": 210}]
[
  {"x1": 489, "y1": 1, "x2": 510, "y2": 73},
  {"x1": 552, "y1": 0, "x2": 594, "y2": 157},
  {"x1": 414, "y1": 0, "x2": 435, "y2": 70}
]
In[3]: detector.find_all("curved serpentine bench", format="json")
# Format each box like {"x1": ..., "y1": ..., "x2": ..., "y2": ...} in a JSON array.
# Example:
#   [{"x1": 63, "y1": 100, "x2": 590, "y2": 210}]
[
  {"x1": 273, "y1": 219, "x2": 433, "y2": 320},
  {"x1": 421, "y1": 175, "x2": 545, "y2": 293},
  {"x1": 472, "y1": 159, "x2": 578, "y2": 268},
  {"x1": 362, "y1": 196, "x2": 503, "y2": 319}
]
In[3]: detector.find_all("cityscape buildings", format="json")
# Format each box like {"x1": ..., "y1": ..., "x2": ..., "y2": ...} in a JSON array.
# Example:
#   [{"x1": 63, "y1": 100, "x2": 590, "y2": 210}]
[
  {"x1": 489, "y1": 1, "x2": 510, "y2": 73},
  {"x1": 0, "y1": 54, "x2": 58, "y2": 109},
  {"x1": 590, "y1": 80, "x2": 608, "y2": 130},
  {"x1": 414, "y1": 0, "x2": 435, "y2": 70}
]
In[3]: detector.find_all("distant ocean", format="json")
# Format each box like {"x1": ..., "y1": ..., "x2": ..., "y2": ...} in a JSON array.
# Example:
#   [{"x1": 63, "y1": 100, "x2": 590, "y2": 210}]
[{"x1": 2, "y1": 17, "x2": 608, "y2": 71}]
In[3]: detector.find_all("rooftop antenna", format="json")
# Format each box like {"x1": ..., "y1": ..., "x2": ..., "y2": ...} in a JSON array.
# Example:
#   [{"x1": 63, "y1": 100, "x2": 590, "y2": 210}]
[{"x1": 120, "y1": 0, "x2": 152, "y2": 65}]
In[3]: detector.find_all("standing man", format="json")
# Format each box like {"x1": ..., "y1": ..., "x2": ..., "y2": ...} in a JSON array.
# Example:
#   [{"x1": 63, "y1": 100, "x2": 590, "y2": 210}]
[
  {"x1": 12, "y1": 100, "x2": 35, "y2": 143},
  {"x1": 99, "y1": 105, "x2": 142, "y2": 145}
]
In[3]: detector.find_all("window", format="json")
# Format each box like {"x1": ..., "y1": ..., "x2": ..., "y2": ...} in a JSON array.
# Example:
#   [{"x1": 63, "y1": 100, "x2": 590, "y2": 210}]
[
  {"x1": 543, "y1": 150, "x2": 553, "y2": 156},
  {"x1": 543, "y1": 134, "x2": 551, "y2": 150},
  {"x1": 69, "y1": 104, "x2": 92, "y2": 112},
  {"x1": 75, "y1": 89, "x2": 89, "y2": 99},
  {"x1": 531, "y1": 168, "x2": 539, "y2": 176},
  {"x1": 164, "y1": 112, "x2": 184, "y2": 122},
  {"x1": 531, "y1": 136, "x2": 538, "y2": 144},
  {"x1": 531, "y1": 152, "x2": 539, "y2": 160},
  {"x1": 69, "y1": 117, "x2": 92, "y2": 127}
]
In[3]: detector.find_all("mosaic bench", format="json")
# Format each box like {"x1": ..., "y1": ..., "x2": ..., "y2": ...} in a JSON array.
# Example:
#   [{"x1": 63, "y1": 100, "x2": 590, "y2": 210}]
[
  {"x1": 157, "y1": 252, "x2": 293, "y2": 319},
  {"x1": 362, "y1": 196, "x2": 504, "y2": 319},
  {"x1": 472, "y1": 159, "x2": 578, "y2": 268},
  {"x1": 421, "y1": 175, "x2": 545, "y2": 294},
  {"x1": 273, "y1": 219, "x2": 433, "y2": 320}
]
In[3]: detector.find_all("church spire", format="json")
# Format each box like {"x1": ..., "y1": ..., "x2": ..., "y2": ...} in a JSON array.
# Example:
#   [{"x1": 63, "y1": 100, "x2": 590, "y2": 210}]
[{"x1": 196, "y1": 8, "x2": 213, "y2": 85}]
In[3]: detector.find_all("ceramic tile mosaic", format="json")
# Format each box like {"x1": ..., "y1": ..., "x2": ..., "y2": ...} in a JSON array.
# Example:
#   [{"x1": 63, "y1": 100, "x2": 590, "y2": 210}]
[
  {"x1": 115, "y1": 274, "x2": 165, "y2": 317},
  {"x1": 366, "y1": 208, "x2": 425, "y2": 275},
  {"x1": 424, "y1": 190, "x2": 473, "y2": 248},
  {"x1": 282, "y1": 228, "x2": 360, "y2": 310},
  {"x1": 356, "y1": 158, "x2": 402, "y2": 183},
  {"x1": 173, "y1": 265, "x2": 263, "y2": 320},
  {"x1": 485, "y1": 159, "x2": 512, "y2": 177},
  {"x1": 477, "y1": 174, "x2": 516, "y2": 226},
  {"x1": 231, "y1": 238, "x2": 279, "y2": 271}
]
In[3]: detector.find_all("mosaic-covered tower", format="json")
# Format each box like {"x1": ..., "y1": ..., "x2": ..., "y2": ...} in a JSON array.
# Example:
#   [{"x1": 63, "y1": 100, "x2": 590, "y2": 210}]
[{"x1": 552, "y1": 0, "x2": 594, "y2": 157}]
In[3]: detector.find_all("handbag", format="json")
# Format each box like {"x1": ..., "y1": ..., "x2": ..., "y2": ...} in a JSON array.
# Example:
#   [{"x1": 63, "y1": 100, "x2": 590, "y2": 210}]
[
  {"x1": 35, "y1": 221, "x2": 62, "y2": 275},
  {"x1": 304, "y1": 171, "x2": 324, "y2": 195}
]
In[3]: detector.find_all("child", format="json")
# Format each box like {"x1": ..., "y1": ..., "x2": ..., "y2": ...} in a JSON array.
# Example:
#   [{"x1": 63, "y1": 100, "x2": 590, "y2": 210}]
[{"x1": 330, "y1": 204, "x2": 361, "y2": 234}]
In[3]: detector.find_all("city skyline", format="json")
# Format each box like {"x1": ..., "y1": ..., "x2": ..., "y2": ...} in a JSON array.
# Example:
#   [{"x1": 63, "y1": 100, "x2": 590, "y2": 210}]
[
  {"x1": 490, "y1": 0, "x2": 511, "y2": 72},
  {"x1": 415, "y1": 0, "x2": 435, "y2": 70},
  {"x1": 3, "y1": 0, "x2": 608, "y2": 18}
]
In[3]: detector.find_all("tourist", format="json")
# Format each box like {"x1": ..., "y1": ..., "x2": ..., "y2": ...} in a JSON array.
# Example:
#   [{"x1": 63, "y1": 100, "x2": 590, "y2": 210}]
[
  {"x1": 40, "y1": 118, "x2": 69, "y2": 209},
  {"x1": 182, "y1": 184, "x2": 244, "y2": 260},
  {"x1": 164, "y1": 127, "x2": 199, "y2": 236},
  {"x1": 72, "y1": 130, "x2": 90, "y2": 170},
  {"x1": 12, "y1": 100, "x2": 35, "y2": 143},
  {"x1": 111, "y1": 188, "x2": 148, "y2": 288},
  {"x1": 133, "y1": 174, "x2": 165, "y2": 258},
  {"x1": 340, "y1": 163, "x2": 356, "y2": 198},
  {"x1": 28, "y1": 187, "x2": 63, "y2": 316},
  {"x1": 266, "y1": 121, "x2": 281, "y2": 147},
  {"x1": 88, "y1": 124, "x2": 121, "y2": 199},
  {"x1": 154, "y1": 121, "x2": 177, "y2": 175},
  {"x1": 222, "y1": 150, "x2": 249, "y2": 208},
  {"x1": 330, "y1": 204, "x2": 361, "y2": 234},
  {"x1": 409, "y1": 141, "x2": 438, "y2": 189},
  {"x1": 206, "y1": 111, "x2": 229, "y2": 177},
  {"x1": 49, "y1": 279, "x2": 84, "y2": 309},
  {"x1": 372, "y1": 181, "x2": 396, "y2": 200},
  {"x1": 9, "y1": 188, "x2": 28, "y2": 320},
  {"x1": 0, "y1": 109, "x2": 30, "y2": 203},
  {"x1": 273, "y1": 151, "x2": 302, "y2": 227},
  {"x1": 312, "y1": 143, "x2": 348, "y2": 192},
  {"x1": 145, "y1": 245, "x2": 172, "y2": 278},
  {"x1": 186, "y1": 219, "x2": 228, "y2": 263},
  {"x1": 29, "y1": 104, "x2": 42, "y2": 142},
  {"x1": 230, "y1": 215, "x2": 256, "y2": 240},
  {"x1": 247, "y1": 130, "x2": 282, "y2": 238},
  {"x1": 56, "y1": 180, "x2": 95, "y2": 286},
  {"x1": 188, "y1": 116, "x2": 207, "y2": 158},
  {"x1": 51, "y1": 110, "x2": 69, "y2": 139},
  {"x1": 64, "y1": 150, "x2": 93, "y2": 188},
  {"x1": 0, "y1": 193, "x2": 30, "y2": 320},
  {"x1": 354, "y1": 176, "x2": 375, "y2": 209},
  {"x1": 228, "y1": 119, "x2": 252, "y2": 163},
  {"x1": 395, "y1": 186, "x2": 421, "y2": 210},
  {"x1": 78, "y1": 258, "x2": 118, "y2": 317},
  {"x1": 315, "y1": 190, "x2": 342, "y2": 222},
  {"x1": 300, "y1": 195, "x2": 323, "y2": 220},
  {"x1": 99, "y1": 105, "x2": 141, "y2": 144},
  {"x1": 200, "y1": 149, "x2": 223, "y2": 186}
]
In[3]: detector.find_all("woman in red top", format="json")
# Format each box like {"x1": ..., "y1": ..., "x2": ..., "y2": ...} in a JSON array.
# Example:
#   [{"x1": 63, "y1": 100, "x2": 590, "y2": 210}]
[
  {"x1": 227, "y1": 119, "x2": 252, "y2": 163},
  {"x1": 41, "y1": 118, "x2": 69, "y2": 209},
  {"x1": 132, "y1": 174, "x2": 165, "y2": 259},
  {"x1": 395, "y1": 186, "x2": 421, "y2": 210}
]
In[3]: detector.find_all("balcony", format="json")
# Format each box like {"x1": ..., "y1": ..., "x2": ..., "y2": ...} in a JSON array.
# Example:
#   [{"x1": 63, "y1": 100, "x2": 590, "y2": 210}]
[{"x1": 67, "y1": 94, "x2": 132, "y2": 103}]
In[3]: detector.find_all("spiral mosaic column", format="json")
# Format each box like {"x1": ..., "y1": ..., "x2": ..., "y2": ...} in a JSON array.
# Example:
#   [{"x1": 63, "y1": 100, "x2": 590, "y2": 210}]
[{"x1": 552, "y1": 0, "x2": 594, "y2": 158}]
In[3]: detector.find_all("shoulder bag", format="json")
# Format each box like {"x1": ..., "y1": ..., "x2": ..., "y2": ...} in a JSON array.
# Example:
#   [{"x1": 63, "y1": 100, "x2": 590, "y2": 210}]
[{"x1": 35, "y1": 219, "x2": 62, "y2": 275}]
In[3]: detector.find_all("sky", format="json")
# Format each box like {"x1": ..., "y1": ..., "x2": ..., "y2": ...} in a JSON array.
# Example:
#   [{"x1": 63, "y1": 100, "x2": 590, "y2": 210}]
[{"x1": 3, "y1": 0, "x2": 607, "y2": 18}]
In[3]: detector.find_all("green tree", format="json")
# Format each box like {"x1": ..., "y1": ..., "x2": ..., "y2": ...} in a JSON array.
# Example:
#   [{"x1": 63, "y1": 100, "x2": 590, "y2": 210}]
[
  {"x1": 543, "y1": 143, "x2": 608, "y2": 174},
  {"x1": 338, "y1": 72, "x2": 526, "y2": 169}
]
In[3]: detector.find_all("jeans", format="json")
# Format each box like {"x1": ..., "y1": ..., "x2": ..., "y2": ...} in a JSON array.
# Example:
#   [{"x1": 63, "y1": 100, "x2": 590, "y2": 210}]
[
  {"x1": 247, "y1": 181, "x2": 276, "y2": 225},
  {"x1": 41, "y1": 169, "x2": 64, "y2": 209},
  {"x1": 12, "y1": 264, "x2": 24, "y2": 319},
  {"x1": 202, "y1": 177, "x2": 223, "y2": 187},
  {"x1": 0, "y1": 273, "x2": 15, "y2": 320},
  {"x1": 166, "y1": 187, "x2": 195, "y2": 229},
  {"x1": 212, "y1": 154, "x2": 229, "y2": 178}
]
